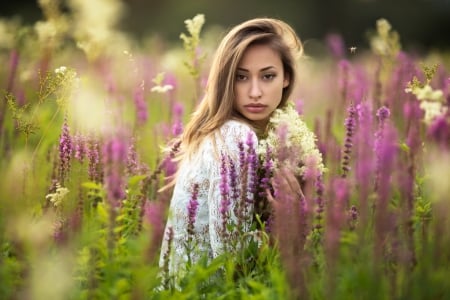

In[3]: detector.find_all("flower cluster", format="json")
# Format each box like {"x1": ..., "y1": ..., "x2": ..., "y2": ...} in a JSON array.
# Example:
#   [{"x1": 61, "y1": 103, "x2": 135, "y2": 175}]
[
  {"x1": 46, "y1": 183, "x2": 70, "y2": 208},
  {"x1": 257, "y1": 102, "x2": 325, "y2": 177}
]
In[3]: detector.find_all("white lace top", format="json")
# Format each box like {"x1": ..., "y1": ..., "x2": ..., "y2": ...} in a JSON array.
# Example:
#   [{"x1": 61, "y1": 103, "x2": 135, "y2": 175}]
[{"x1": 159, "y1": 120, "x2": 258, "y2": 282}]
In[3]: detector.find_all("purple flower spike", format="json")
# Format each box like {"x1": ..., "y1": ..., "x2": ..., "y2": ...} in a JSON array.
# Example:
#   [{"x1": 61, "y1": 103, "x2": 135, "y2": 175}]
[
  {"x1": 87, "y1": 136, "x2": 101, "y2": 182},
  {"x1": 325, "y1": 33, "x2": 346, "y2": 59},
  {"x1": 376, "y1": 106, "x2": 390, "y2": 123},
  {"x1": 259, "y1": 145, "x2": 273, "y2": 198},
  {"x1": 341, "y1": 103, "x2": 356, "y2": 177},
  {"x1": 246, "y1": 132, "x2": 258, "y2": 200},
  {"x1": 134, "y1": 84, "x2": 148, "y2": 126},
  {"x1": 73, "y1": 133, "x2": 87, "y2": 163},
  {"x1": 219, "y1": 154, "x2": 230, "y2": 236},
  {"x1": 103, "y1": 135, "x2": 128, "y2": 205},
  {"x1": 59, "y1": 116, "x2": 73, "y2": 184},
  {"x1": 428, "y1": 115, "x2": 449, "y2": 149},
  {"x1": 187, "y1": 183, "x2": 200, "y2": 236}
]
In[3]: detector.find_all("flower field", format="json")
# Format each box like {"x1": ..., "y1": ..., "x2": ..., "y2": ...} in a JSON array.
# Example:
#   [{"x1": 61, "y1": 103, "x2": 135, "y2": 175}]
[{"x1": 1, "y1": 1, "x2": 449, "y2": 299}]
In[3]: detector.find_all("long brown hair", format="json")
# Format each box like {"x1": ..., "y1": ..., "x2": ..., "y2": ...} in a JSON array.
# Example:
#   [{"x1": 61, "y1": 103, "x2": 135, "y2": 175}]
[{"x1": 179, "y1": 17, "x2": 303, "y2": 161}]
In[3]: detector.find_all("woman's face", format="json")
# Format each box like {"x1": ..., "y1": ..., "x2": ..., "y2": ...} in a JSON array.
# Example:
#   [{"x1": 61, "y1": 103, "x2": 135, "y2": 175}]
[{"x1": 234, "y1": 43, "x2": 289, "y2": 129}]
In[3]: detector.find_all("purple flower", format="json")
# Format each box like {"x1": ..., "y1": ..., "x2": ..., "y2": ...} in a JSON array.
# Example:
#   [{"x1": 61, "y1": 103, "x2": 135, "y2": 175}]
[
  {"x1": 246, "y1": 132, "x2": 258, "y2": 200},
  {"x1": 276, "y1": 123, "x2": 289, "y2": 162},
  {"x1": 427, "y1": 115, "x2": 449, "y2": 148},
  {"x1": 219, "y1": 154, "x2": 230, "y2": 236},
  {"x1": 127, "y1": 139, "x2": 139, "y2": 176},
  {"x1": 187, "y1": 183, "x2": 200, "y2": 236},
  {"x1": 161, "y1": 154, "x2": 177, "y2": 178},
  {"x1": 59, "y1": 116, "x2": 72, "y2": 184},
  {"x1": 295, "y1": 98, "x2": 304, "y2": 115},
  {"x1": 103, "y1": 134, "x2": 128, "y2": 205},
  {"x1": 341, "y1": 103, "x2": 356, "y2": 177},
  {"x1": 160, "y1": 226, "x2": 174, "y2": 288},
  {"x1": 228, "y1": 159, "x2": 239, "y2": 203},
  {"x1": 87, "y1": 136, "x2": 101, "y2": 182},
  {"x1": 144, "y1": 201, "x2": 165, "y2": 261},
  {"x1": 338, "y1": 59, "x2": 351, "y2": 102},
  {"x1": 325, "y1": 33, "x2": 346, "y2": 59},
  {"x1": 171, "y1": 102, "x2": 184, "y2": 136},
  {"x1": 133, "y1": 84, "x2": 148, "y2": 126},
  {"x1": 238, "y1": 141, "x2": 246, "y2": 170},
  {"x1": 259, "y1": 145, "x2": 273, "y2": 198},
  {"x1": 73, "y1": 133, "x2": 86, "y2": 163},
  {"x1": 348, "y1": 205, "x2": 358, "y2": 230},
  {"x1": 376, "y1": 106, "x2": 390, "y2": 123},
  {"x1": 374, "y1": 124, "x2": 398, "y2": 261},
  {"x1": 134, "y1": 85, "x2": 148, "y2": 125}
]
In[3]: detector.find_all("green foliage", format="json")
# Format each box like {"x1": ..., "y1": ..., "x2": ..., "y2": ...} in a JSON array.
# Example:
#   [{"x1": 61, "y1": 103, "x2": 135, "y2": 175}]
[{"x1": 5, "y1": 92, "x2": 39, "y2": 139}]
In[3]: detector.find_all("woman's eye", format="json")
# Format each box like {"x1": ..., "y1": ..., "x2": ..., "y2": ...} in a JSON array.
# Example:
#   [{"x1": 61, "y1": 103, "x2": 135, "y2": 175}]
[
  {"x1": 236, "y1": 74, "x2": 247, "y2": 81},
  {"x1": 263, "y1": 73, "x2": 276, "y2": 80}
]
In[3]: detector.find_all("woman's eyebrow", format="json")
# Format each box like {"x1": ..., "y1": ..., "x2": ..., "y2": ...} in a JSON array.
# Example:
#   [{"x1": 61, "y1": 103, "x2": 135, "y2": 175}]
[{"x1": 236, "y1": 66, "x2": 277, "y2": 72}]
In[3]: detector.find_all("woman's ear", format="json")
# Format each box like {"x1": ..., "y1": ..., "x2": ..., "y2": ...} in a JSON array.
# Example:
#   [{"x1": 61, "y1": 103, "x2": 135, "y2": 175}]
[{"x1": 283, "y1": 73, "x2": 290, "y2": 88}]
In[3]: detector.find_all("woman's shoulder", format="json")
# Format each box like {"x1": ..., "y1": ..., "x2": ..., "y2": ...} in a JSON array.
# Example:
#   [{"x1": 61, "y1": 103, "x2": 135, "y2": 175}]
[
  {"x1": 219, "y1": 120, "x2": 256, "y2": 137},
  {"x1": 215, "y1": 119, "x2": 258, "y2": 147}
]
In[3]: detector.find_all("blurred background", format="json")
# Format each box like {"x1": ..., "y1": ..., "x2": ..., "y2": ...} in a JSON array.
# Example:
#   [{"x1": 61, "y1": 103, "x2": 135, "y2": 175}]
[{"x1": 2, "y1": 0, "x2": 450, "y2": 52}]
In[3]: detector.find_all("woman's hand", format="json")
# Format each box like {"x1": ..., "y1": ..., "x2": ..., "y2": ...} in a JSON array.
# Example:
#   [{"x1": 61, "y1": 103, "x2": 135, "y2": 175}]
[{"x1": 266, "y1": 166, "x2": 304, "y2": 203}]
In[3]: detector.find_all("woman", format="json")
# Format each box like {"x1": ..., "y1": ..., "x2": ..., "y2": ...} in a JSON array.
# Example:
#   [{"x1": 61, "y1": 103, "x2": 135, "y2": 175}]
[{"x1": 159, "y1": 17, "x2": 304, "y2": 286}]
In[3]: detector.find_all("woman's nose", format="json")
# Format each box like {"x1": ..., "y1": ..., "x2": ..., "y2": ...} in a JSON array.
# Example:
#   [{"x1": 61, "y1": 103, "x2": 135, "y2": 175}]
[{"x1": 249, "y1": 79, "x2": 262, "y2": 99}]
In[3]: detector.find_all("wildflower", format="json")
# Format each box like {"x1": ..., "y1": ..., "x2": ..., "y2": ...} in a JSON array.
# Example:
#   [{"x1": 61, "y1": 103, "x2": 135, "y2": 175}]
[
  {"x1": 229, "y1": 159, "x2": 239, "y2": 204},
  {"x1": 134, "y1": 81, "x2": 148, "y2": 125},
  {"x1": 103, "y1": 135, "x2": 128, "y2": 204},
  {"x1": 127, "y1": 139, "x2": 139, "y2": 176},
  {"x1": 151, "y1": 85, "x2": 174, "y2": 93},
  {"x1": 258, "y1": 102, "x2": 325, "y2": 177},
  {"x1": 427, "y1": 115, "x2": 450, "y2": 148},
  {"x1": 314, "y1": 175, "x2": 325, "y2": 230},
  {"x1": 348, "y1": 205, "x2": 358, "y2": 230},
  {"x1": 341, "y1": 103, "x2": 356, "y2": 177},
  {"x1": 59, "y1": 116, "x2": 72, "y2": 183},
  {"x1": 87, "y1": 136, "x2": 101, "y2": 182},
  {"x1": 420, "y1": 101, "x2": 447, "y2": 124},
  {"x1": 187, "y1": 183, "x2": 200, "y2": 236},
  {"x1": 46, "y1": 183, "x2": 70, "y2": 207},
  {"x1": 182, "y1": 14, "x2": 205, "y2": 40},
  {"x1": 325, "y1": 33, "x2": 345, "y2": 58},
  {"x1": 258, "y1": 145, "x2": 273, "y2": 198},
  {"x1": 171, "y1": 102, "x2": 184, "y2": 136},
  {"x1": 151, "y1": 72, "x2": 174, "y2": 93},
  {"x1": 246, "y1": 131, "x2": 258, "y2": 201},
  {"x1": 160, "y1": 226, "x2": 174, "y2": 289},
  {"x1": 405, "y1": 82, "x2": 447, "y2": 124},
  {"x1": 370, "y1": 18, "x2": 400, "y2": 57},
  {"x1": 73, "y1": 133, "x2": 87, "y2": 163},
  {"x1": 219, "y1": 154, "x2": 230, "y2": 238},
  {"x1": 376, "y1": 106, "x2": 390, "y2": 122},
  {"x1": 142, "y1": 200, "x2": 164, "y2": 263},
  {"x1": 55, "y1": 66, "x2": 67, "y2": 74}
]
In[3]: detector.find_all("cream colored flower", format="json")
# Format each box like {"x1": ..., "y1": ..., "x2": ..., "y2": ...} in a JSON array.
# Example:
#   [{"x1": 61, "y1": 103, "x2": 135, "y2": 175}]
[
  {"x1": 420, "y1": 101, "x2": 447, "y2": 124},
  {"x1": 183, "y1": 14, "x2": 205, "y2": 39},
  {"x1": 46, "y1": 183, "x2": 69, "y2": 207},
  {"x1": 258, "y1": 102, "x2": 325, "y2": 176}
]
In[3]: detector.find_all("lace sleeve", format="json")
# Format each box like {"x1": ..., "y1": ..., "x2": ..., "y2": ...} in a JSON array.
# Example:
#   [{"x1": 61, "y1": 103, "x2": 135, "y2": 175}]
[{"x1": 207, "y1": 120, "x2": 258, "y2": 257}]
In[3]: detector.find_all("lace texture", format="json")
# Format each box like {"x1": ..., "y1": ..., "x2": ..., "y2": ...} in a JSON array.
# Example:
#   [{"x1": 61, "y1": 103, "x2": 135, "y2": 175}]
[{"x1": 159, "y1": 120, "x2": 258, "y2": 282}]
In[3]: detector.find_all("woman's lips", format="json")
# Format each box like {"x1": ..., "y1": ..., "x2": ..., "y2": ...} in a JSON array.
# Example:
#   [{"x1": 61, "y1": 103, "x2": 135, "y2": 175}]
[{"x1": 244, "y1": 104, "x2": 267, "y2": 113}]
